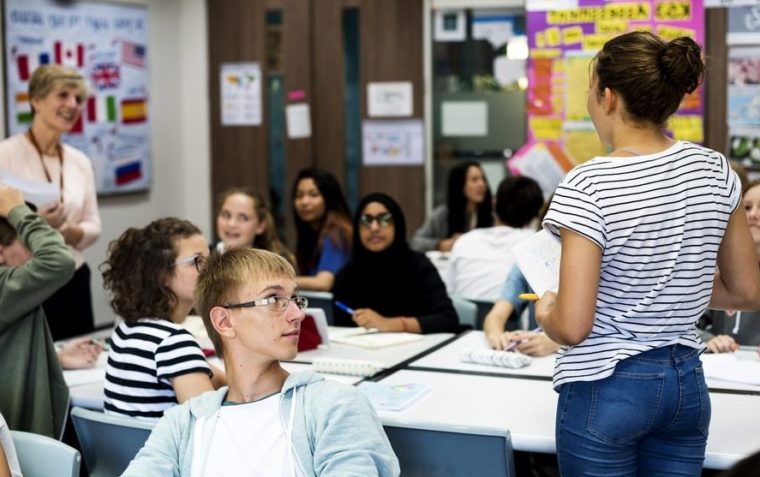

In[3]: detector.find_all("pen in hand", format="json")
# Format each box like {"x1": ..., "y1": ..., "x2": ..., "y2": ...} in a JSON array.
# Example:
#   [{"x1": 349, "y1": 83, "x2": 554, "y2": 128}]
[{"x1": 335, "y1": 300, "x2": 355, "y2": 315}]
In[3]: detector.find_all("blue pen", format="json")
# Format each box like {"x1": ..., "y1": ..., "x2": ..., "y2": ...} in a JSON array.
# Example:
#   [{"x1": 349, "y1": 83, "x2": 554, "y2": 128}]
[{"x1": 334, "y1": 300, "x2": 355, "y2": 315}]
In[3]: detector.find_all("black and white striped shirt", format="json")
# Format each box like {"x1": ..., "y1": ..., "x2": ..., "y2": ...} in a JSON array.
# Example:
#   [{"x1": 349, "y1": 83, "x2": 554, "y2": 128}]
[
  {"x1": 543, "y1": 141, "x2": 740, "y2": 388},
  {"x1": 104, "y1": 319, "x2": 211, "y2": 420}
]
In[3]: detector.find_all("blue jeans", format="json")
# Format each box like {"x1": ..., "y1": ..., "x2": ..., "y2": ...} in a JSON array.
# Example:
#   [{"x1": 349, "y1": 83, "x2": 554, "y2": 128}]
[{"x1": 556, "y1": 345, "x2": 710, "y2": 477}]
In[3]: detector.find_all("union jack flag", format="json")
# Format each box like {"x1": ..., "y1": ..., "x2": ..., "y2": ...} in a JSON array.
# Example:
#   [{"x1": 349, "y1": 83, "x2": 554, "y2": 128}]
[{"x1": 91, "y1": 63, "x2": 121, "y2": 90}]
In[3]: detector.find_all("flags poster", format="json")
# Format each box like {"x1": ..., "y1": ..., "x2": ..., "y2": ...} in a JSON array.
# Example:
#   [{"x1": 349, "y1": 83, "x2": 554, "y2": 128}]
[{"x1": 4, "y1": 0, "x2": 150, "y2": 194}]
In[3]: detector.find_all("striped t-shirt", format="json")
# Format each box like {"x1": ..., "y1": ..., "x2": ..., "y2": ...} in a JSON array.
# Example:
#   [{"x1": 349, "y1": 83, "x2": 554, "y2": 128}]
[
  {"x1": 104, "y1": 319, "x2": 211, "y2": 420},
  {"x1": 543, "y1": 141, "x2": 740, "y2": 389}
]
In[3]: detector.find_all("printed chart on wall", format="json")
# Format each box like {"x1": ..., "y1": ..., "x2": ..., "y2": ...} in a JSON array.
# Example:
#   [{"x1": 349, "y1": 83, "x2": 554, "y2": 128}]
[
  {"x1": 4, "y1": 0, "x2": 150, "y2": 194},
  {"x1": 512, "y1": 0, "x2": 704, "y2": 192}
]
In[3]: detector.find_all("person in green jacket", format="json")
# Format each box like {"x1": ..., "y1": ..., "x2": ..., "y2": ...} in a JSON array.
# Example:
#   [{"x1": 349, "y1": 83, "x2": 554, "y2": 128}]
[{"x1": 0, "y1": 185, "x2": 75, "y2": 439}]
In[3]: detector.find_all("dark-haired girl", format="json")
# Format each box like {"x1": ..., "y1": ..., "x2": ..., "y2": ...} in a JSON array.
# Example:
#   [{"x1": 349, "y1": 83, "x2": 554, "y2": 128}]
[
  {"x1": 332, "y1": 193, "x2": 459, "y2": 334},
  {"x1": 411, "y1": 161, "x2": 493, "y2": 252},
  {"x1": 292, "y1": 167, "x2": 352, "y2": 291},
  {"x1": 101, "y1": 218, "x2": 225, "y2": 421},
  {"x1": 536, "y1": 31, "x2": 760, "y2": 475}
]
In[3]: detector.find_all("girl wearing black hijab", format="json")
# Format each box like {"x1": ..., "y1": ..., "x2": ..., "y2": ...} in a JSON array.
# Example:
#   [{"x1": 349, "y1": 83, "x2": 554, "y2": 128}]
[{"x1": 332, "y1": 193, "x2": 459, "y2": 334}]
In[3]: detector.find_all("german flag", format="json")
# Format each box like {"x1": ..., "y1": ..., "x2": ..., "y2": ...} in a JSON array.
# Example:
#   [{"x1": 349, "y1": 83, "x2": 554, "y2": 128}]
[{"x1": 121, "y1": 98, "x2": 147, "y2": 124}]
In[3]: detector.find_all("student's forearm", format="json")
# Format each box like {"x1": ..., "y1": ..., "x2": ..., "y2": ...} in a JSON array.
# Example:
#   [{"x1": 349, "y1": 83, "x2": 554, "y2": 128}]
[{"x1": 295, "y1": 272, "x2": 334, "y2": 291}]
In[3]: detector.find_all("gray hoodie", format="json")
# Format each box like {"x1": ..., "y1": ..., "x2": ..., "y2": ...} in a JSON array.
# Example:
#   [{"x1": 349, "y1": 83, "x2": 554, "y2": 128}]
[{"x1": 121, "y1": 371, "x2": 400, "y2": 476}]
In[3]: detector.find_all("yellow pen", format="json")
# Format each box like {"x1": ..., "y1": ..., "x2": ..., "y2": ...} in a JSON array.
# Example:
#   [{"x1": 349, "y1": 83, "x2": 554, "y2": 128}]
[{"x1": 518, "y1": 293, "x2": 539, "y2": 301}]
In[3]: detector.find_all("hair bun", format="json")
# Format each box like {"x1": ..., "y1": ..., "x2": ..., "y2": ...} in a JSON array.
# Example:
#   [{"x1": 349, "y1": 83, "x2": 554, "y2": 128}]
[{"x1": 658, "y1": 37, "x2": 705, "y2": 95}]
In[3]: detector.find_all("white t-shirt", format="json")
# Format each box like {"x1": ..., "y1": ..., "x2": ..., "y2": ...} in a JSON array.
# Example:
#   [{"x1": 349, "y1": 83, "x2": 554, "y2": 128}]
[
  {"x1": 446, "y1": 226, "x2": 534, "y2": 301},
  {"x1": 204, "y1": 393, "x2": 302, "y2": 477},
  {"x1": 0, "y1": 413, "x2": 22, "y2": 477},
  {"x1": 543, "y1": 141, "x2": 740, "y2": 388}
]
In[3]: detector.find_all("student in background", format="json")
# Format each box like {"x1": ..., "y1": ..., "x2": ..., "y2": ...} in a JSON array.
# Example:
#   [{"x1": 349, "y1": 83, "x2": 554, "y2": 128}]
[
  {"x1": 214, "y1": 187, "x2": 295, "y2": 266},
  {"x1": 101, "y1": 218, "x2": 225, "y2": 421},
  {"x1": 535, "y1": 32, "x2": 760, "y2": 475},
  {"x1": 0, "y1": 186, "x2": 73, "y2": 438},
  {"x1": 411, "y1": 160, "x2": 493, "y2": 252},
  {"x1": 698, "y1": 179, "x2": 760, "y2": 354},
  {"x1": 332, "y1": 193, "x2": 459, "y2": 334},
  {"x1": 447, "y1": 176, "x2": 544, "y2": 301},
  {"x1": 0, "y1": 65, "x2": 101, "y2": 341},
  {"x1": 292, "y1": 167, "x2": 352, "y2": 291},
  {"x1": 123, "y1": 248, "x2": 400, "y2": 476},
  {"x1": 0, "y1": 412, "x2": 20, "y2": 477}
]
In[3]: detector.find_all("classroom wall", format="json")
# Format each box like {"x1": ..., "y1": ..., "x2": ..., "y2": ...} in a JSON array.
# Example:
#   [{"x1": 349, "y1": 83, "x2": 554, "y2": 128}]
[{"x1": 0, "y1": 0, "x2": 212, "y2": 327}]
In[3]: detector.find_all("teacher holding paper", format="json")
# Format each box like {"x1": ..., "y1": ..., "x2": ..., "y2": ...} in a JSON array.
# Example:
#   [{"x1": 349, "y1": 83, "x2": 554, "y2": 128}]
[{"x1": 0, "y1": 65, "x2": 101, "y2": 340}]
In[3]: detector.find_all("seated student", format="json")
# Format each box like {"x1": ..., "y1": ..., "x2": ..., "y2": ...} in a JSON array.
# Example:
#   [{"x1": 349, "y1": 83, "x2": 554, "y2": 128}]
[
  {"x1": 0, "y1": 185, "x2": 76, "y2": 438},
  {"x1": 411, "y1": 161, "x2": 493, "y2": 252},
  {"x1": 332, "y1": 193, "x2": 459, "y2": 333},
  {"x1": 292, "y1": 167, "x2": 353, "y2": 291},
  {"x1": 101, "y1": 218, "x2": 225, "y2": 421},
  {"x1": 0, "y1": 412, "x2": 21, "y2": 477},
  {"x1": 122, "y1": 248, "x2": 400, "y2": 476},
  {"x1": 698, "y1": 179, "x2": 760, "y2": 354},
  {"x1": 447, "y1": 176, "x2": 544, "y2": 301},
  {"x1": 482, "y1": 265, "x2": 560, "y2": 356},
  {"x1": 214, "y1": 187, "x2": 296, "y2": 266}
]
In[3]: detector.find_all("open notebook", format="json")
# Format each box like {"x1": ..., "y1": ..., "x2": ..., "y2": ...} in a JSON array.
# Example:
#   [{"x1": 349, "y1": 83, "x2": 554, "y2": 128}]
[
  {"x1": 512, "y1": 229, "x2": 561, "y2": 296},
  {"x1": 328, "y1": 328, "x2": 423, "y2": 349}
]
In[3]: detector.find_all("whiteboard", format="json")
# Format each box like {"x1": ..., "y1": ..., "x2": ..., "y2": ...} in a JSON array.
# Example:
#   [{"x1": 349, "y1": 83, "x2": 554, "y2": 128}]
[{"x1": 4, "y1": 0, "x2": 150, "y2": 195}]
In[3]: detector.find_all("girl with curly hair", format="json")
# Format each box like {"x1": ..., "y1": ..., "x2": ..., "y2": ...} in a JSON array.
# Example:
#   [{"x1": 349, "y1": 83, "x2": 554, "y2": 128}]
[{"x1": 101, "y1": 218, "x2": 225, "y2": 421}]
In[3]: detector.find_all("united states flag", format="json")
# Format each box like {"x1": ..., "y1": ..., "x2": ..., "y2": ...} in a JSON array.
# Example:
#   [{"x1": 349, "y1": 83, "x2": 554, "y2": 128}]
[{"x1": 121, "y1": 40, "x2": 146, "y2": 68}]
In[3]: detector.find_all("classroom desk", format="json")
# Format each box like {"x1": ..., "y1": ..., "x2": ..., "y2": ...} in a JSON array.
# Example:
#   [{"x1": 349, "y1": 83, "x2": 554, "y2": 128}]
[
  {"x1": 409, "y1": 330, "x2": 760, "y2": 393},
  {"x1": 376, "y1": 369, "x2": 760, "y2": 470}
]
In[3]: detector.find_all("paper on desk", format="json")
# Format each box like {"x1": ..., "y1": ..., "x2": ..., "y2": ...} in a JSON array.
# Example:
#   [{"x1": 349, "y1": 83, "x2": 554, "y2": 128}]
[
  {"x1": 0, "y1": 170, "x2": 59, "y2": 208},
  {"x1": 64, "y1": 367, "x2": 106, "y2": 387},
  {"x1": 358, "y1": 381, "x2": 430, "y2": 411},
  {"x1": 330, "y1": 331, "x2": 423, "y2": 349},
  {"x1": 701, "y1": 353, "x2": 760, "y2": 386},
  {"x1": 512, "y1": 229, "x2": 561, "y2": 296}
]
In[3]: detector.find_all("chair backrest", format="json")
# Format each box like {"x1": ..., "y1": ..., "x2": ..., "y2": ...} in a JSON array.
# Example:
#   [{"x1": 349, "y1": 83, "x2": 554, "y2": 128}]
[
  {"x1": 11, "y1": 430, "x2": 81, "y2": 477},
  {"x1": 450, "y1": 295, "x2": 478, "y2": 329},
  {"x1": 300, "y1": 290, "x2": 335, "y2": 325},
  {"x1": 70, "y1": 407, "x2": 155, "y2": 477},
  {"x1": 383, "y1": 422, "x2": 515, "y2": 477}
]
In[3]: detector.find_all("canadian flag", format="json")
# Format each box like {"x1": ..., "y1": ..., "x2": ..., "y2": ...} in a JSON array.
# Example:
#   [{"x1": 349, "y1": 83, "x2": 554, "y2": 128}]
[{"x1": 54, "y1": 41, "x2": 84, "y2": 68}]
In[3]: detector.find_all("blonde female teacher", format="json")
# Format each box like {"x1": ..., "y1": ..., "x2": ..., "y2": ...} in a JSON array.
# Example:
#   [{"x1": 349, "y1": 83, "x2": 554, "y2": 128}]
[{"x1": 0, "y1": 65, "x2": 101, "y2": 340}]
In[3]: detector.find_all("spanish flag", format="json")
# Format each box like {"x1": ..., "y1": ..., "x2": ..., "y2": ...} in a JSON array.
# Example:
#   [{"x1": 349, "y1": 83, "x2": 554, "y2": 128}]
[{"x1": 121, "y1": 98, "x2": 147, "y2": 124}]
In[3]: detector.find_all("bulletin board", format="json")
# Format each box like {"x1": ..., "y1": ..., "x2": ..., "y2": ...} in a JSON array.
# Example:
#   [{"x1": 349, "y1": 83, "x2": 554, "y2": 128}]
[
  {"x1": 525, "y1": 0, "x2": 705, "y2": 165},
  {"x1": 4, "y1": 0, "x2": 150, "y2": 194}
]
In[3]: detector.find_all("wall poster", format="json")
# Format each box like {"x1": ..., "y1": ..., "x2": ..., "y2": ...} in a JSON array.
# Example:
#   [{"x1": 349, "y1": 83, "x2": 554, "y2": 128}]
[{"x1": 4, "y1": 0, "x2": 150, "y2": 194}]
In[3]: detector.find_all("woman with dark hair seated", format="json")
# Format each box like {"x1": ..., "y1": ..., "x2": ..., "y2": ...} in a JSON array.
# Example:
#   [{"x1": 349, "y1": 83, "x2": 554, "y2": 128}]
[{"x1": 332, "y1": 193, "x2": 459, "y2": 334}]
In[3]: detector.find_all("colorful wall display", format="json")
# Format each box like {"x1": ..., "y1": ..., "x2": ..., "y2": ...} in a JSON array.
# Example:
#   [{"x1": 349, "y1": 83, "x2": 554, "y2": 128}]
[
  {"x1": 524, "y1": 0, "x2": 705, "y2": 168},
  {"x1": 4, "y1": 0, "x2": 150, "y2": 194}
]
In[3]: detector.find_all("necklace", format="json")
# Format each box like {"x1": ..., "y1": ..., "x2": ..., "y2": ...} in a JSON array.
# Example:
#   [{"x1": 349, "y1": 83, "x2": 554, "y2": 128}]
[{"x1": 26, "y1": 128, "x2": 64, "y2": 203}]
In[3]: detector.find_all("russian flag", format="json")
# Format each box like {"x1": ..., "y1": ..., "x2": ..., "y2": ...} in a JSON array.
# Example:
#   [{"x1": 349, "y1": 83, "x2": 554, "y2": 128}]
[
  {"x1": 54, "y1": 41, "x2": 84, "y2": 68},
  {"x1": 115, "y1": 161, "x2": 143, "y2": 185}
]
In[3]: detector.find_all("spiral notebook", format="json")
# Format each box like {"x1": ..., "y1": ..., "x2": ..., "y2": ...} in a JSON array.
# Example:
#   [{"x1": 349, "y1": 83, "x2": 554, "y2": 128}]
[
  {"x1": 459, "y1": 348, "x2": 532, "y2": 369},
  {"x1": 311, "y1": 357, "x2": 386, "y2": 377}
]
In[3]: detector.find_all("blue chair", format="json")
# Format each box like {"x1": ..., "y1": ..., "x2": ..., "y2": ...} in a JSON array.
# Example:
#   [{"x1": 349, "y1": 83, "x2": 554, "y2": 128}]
[
  {"x1": 300, "y1": 290, "x2": 335, "y2": 325},
  {"x1": 70, "y1": 407, "x2": 155, "y2": 477},
  {"x1": 384, "y1": 422, "x2": 515, "y2": 476},
  {"x1": 11, "y1": 430, "x2": 81, "y2": 477},
  {"x1": 450, "y1": 295, "x2": 478, "y2": 329}
]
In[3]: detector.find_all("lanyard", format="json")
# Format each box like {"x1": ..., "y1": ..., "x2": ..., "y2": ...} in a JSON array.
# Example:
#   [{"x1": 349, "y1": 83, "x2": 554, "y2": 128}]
[{"x1": 26, "y1": 129, "x2": 64, "y2": 203}]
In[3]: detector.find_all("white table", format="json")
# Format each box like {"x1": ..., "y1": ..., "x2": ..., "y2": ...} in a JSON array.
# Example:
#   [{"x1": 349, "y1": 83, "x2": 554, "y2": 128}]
[
  {"x1": 376, "y1": 369, "x2": 760, "y2": 470},
  {"x1": 409, "y1": 330, "x2": 555, "y2": 379}
]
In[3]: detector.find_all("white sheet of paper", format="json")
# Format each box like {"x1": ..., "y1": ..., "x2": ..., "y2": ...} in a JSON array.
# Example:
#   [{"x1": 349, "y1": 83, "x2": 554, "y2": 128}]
[
  {"x1": 0, "y1": 170, "x2": 59, "y2": 208},
  {"x1": 286, "y1": 103, "x2": 312, "y2": 139},
  {"x1": 512, "y1": 230, "x2": 561, "y2": 296},
  {"x1": 367, "y1": 82, "x2": 413, "y2": 117},
  {"x1": 441, "y1": 101, "x2": 488, "y2": 137},
  {"x1": 701, "y1": 353, "x2": 760, "y2": 385}
]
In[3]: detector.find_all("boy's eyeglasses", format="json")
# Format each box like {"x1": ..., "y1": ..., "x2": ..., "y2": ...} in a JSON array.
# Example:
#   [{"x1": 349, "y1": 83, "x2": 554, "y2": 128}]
[
  {"x1": 171, "y1": 254, "x2": 206, "y2": 273},
  {"x1": 359, "y1": 212, "x2": 393, "y2": 228},
  {"x1": 222, "y1": 296, "x2": 309, "y2": 312}
]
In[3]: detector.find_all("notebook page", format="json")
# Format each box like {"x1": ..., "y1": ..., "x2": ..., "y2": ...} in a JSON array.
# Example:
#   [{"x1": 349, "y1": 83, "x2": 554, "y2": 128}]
[{"x1": 512, "y1": 229, "x2": 561, "y2": 296}]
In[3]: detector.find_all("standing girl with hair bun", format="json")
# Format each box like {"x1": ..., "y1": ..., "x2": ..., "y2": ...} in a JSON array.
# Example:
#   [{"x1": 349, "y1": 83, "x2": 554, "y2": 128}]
[{"x1": 536, "y1": 31, "x2": 760, "y2": 475}]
